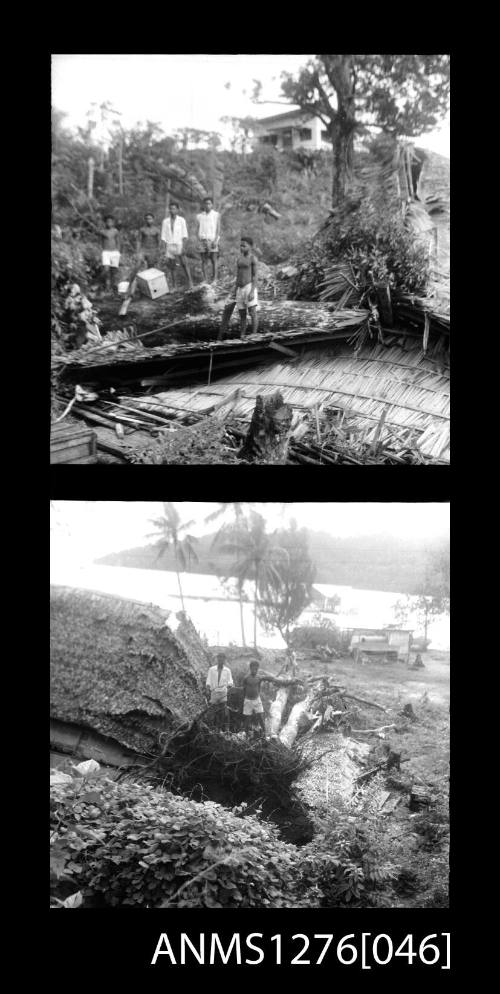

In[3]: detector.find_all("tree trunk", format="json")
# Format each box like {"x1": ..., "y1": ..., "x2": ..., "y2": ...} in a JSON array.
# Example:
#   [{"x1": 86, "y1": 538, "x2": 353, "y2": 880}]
[
  {"x1": 87, "y1": 157, "x2": 95, "y2": 200},
  {"x1": 118, "y1": 134, "x2": 124, "y2": 196},
  {"x1": 328, "y1": 56, "x2": 357, "y2": 206},
  {"x1": 253, "y1": 580, "x2": 258, "y2": 648},
  {"x1": 268, "y1": 686, "x2": 290, "y2": 736},
  {"x1": 239, "y1": 391, "x2": 293, "y2": 462},
  {"x1": 239, "y1": 593, "x2": 246, "y2": 647},
  {"x1": 279, "y1": 693, "x2": 315, "y2": 748},
  {"x1": 423, "y1": 609, "x2": 429, "y2": 640},
  {"x1": 95, "y1": 295, "x2": 367, "y2": 342},
  {"x1": 174, "y1": 559, "x2": 185, "y2": 613}
]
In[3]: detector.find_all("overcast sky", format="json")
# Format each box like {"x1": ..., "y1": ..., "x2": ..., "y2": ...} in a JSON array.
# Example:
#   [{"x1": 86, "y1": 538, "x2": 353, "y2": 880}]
[
  {"x1": 50, "y1": 501, "x2": 450, "y2": 572},
  {"x1": 51, "y1": 54, "x2": 450, "y2": 157}
]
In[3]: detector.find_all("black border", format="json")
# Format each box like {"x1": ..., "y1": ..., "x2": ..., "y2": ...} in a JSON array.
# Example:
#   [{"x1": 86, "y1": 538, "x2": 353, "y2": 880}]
[{"x1": 47, "y1": 38, "x2": 456, "y2": 980}]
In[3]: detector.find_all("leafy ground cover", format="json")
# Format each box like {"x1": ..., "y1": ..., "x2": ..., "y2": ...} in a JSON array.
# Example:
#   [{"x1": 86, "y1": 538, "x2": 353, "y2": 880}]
[{"x1": 50, "y1": 648, "x2": 449, "y2": 909}]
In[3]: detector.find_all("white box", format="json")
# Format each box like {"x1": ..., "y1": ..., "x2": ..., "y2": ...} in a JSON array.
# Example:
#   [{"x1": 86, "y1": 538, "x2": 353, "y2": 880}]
[{"x1": 137, "y1": 268, "x2": 169, "y2": 300}]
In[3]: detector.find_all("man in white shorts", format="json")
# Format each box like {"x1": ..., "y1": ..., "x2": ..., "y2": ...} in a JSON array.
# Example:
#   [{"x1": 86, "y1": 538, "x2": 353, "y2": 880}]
[
  {"x1": 100, "y1": 215, "x2": 121, "y2": 292},
  {"x1": 196, "y1": 197, "x2": 221, "y2": 283},
  {"x1": 242, "y1": 659, "x2": 301, "y2": 736},
  {"x1": 161, "y1": 202, "x2": 193, "y2": 290},
  {"x1": 234, "y1": 236, "x2": 259, "y2": 338}
]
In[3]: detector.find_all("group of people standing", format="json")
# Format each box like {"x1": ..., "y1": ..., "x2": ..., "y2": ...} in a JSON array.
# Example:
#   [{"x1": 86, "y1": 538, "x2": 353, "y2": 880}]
[
  {"x1": 99, "y1": 195, "x2": 260, "y2": 338},
  {"x1": 100, "y1": 196, "x2": 220, "y2": 292},
  {"x1": 205, "y1": 650, "x2": 299, "y2": 735}
]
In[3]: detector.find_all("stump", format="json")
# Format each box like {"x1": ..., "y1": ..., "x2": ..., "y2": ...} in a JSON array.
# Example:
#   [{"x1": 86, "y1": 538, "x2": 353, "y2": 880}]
[{"x1": 239, "y1": 391, "x2": 293, "y2": 461}]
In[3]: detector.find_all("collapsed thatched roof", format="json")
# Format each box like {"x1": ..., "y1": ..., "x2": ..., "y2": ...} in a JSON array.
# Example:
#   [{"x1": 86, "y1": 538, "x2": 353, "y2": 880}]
[
  {"x1": 50, "y1": 585, "x2": 208, "y2": 754},
  {"x1": 131, "y1": 336, "x2": 449, "y2": 461}
]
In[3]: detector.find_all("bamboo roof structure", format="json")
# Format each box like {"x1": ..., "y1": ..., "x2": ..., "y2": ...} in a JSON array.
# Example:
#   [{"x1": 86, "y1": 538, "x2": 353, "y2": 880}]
[{"x1": 130, "y1": 337, "x2": 450, "y2": 461}]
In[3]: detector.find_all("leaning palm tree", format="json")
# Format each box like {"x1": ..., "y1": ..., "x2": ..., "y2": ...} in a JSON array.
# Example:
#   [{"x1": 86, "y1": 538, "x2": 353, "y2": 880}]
[
  {"x1": 215, "y1": 511, "x2": 287, "y2": 649},
  {"x1": 147, "y1": 502, "x2": 198, "y2": 614}
]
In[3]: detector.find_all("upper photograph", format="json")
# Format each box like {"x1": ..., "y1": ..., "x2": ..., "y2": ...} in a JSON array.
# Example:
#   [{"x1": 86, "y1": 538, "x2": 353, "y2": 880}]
[{"x1": 51, "y1": 54, "x2": 450, "y2": 466}]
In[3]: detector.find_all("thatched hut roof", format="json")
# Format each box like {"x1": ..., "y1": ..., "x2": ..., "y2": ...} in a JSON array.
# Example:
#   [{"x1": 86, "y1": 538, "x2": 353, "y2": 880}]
[
  {"x1": 50, "y1": 585, "x2": 207, "y2": 755},
  {"x1": 131, "y1": 336, "x2": 449, "y2": 461}
]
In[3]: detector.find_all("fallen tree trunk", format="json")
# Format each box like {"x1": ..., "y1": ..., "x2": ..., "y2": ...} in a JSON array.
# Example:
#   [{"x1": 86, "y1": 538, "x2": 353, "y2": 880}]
[
  {"x1": 279, "y1": 694, "x2": 315, "y2": 748},
  {"x1": 95, "y1": 297, "x2": 368, "y2": 345},
  {"x1": 268, "y1": 687, "x2": 290, "y2": 737}
]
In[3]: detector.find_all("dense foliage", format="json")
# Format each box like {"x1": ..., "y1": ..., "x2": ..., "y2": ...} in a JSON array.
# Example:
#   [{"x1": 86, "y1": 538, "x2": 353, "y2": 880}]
[
  {"x1": 50, "y1": 769, "x2": 405, "y2": 909},
  {"x1": 290, "y1": 201, "x2": 430, "y2": 303},
  {"x1": 50, "y1": 775, "x2": 310, "y2": 908},
  {"x1": 51, "y1": 237, "x2": 102, "y2": 348}
]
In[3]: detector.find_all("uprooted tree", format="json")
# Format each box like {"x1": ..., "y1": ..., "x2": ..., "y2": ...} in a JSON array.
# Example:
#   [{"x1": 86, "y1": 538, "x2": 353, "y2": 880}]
[{"x1": 253, "y1": 54, "x2": 450, "y2": 205}]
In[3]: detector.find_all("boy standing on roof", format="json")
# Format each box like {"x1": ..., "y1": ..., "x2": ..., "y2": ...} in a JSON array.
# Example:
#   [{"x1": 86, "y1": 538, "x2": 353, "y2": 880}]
[
  {"x1": 100, "y1": 215, "x2": 121, "y2": 292},
  {"x1": 137, "y1": 212, "x2": 161, "y2": 268},
  {"x1": 161, "y1": 202, "x2": 193, "y2": 290},
  {"x1": 197, "y1": 197, "x2": 221, "y2": 283},
  {"x1": 230, "y1": 236, "x2": 259, "y2": 338},
  {"x1": 205, "y1": 652, "x2": 234, "y2": 731}
]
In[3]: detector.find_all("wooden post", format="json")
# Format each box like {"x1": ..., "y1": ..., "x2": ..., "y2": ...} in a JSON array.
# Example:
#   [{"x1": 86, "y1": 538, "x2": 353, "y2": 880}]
[
  {"x1": 87, "y1": 157, "x2": 95, "y2": 200},
  {"x1": 118, "y1": 131, "x2": 124, "y2": 196},
  {"x1": 165, "y1": 178, "x2": 171, "y2": 213}
]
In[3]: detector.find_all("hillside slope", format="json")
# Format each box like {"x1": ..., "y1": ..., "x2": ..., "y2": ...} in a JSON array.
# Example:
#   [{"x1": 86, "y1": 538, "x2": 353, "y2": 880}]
[{"x1": 97, "y1": 529, "x2": 447, "y2": 595}]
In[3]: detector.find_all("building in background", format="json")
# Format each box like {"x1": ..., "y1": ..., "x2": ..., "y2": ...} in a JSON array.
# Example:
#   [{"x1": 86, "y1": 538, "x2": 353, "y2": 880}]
[{"x1": 252, "y1": 109, "x2": 330, "y2": 152}]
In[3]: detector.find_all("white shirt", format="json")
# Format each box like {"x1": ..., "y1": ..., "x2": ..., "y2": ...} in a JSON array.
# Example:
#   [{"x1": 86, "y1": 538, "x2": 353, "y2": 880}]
[
  {"x1": 197, "y1": 209, "x2": 219, "y2": 241},
  {"x1": 161, "y1": 215, "x2": 188, "y2": 246},
  {"x1": 206, "y1": 664, "x2": 233, "y2": 702}
]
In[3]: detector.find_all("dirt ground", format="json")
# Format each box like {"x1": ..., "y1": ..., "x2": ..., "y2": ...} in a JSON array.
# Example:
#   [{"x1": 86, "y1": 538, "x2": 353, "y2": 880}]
[{"x1": 297, "y1": 648, "x2": 450, "y2": 907}]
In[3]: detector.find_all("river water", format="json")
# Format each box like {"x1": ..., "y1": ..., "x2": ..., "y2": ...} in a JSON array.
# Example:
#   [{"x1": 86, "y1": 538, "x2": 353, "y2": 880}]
[{"x1": 50, "y1": 564, "x2": 449, "y2": 651}]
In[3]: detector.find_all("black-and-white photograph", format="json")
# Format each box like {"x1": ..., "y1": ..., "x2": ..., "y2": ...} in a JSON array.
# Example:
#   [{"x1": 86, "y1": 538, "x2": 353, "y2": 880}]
[
  {"x1": 51, "y1": 54, "x2": 450, "y2": 466},
  {"x1": 50, "y1": 501, "x2": 450, "y2": 910}
]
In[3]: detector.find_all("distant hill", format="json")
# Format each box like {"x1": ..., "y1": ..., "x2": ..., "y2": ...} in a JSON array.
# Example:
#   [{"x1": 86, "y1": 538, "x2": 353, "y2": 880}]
[{"x1": 97, "y1": 529, "x2": 448, "y2": 596}]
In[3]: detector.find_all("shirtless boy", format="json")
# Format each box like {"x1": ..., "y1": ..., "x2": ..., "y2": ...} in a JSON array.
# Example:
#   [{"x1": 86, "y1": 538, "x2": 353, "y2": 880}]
[
  {"x1": 234, "y1": 236, "x2": 259, "y2": 337},
  {"x1": 242, "y1": 659, "x2": 300, "y2": 736},
  {"x1": 100, "y1": 215, "x2": 121, "y2": 291},
  {"x1": 137, "y1": 212, "x2": 161, "y2": 268}
]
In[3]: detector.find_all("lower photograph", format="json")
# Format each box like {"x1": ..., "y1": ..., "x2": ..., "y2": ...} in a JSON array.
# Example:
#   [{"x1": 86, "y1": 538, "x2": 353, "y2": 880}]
[{"x1": 50, "y1": 500, "x2": 450, "y2": 911}]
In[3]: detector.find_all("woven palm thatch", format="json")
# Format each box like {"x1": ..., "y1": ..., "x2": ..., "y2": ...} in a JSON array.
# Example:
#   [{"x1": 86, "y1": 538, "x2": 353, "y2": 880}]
[
  {"x1": 50, "y1": 586, "x2": 208, "y2": 755},
  {"x1": 130, "y1": 337, "x2": 449, "y2": 461}
]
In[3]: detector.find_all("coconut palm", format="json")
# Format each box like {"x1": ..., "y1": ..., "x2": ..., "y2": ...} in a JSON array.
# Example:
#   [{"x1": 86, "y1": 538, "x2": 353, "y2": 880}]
[
  {"x1": 214, "y1": 511, "x2": 288, "y2": 649},
  {"x1": 147, "y1": 502, "x2": 198, "y2": 614},
  {"x1": 209, "y1": 504, "x2": 248, "y2": 646}
]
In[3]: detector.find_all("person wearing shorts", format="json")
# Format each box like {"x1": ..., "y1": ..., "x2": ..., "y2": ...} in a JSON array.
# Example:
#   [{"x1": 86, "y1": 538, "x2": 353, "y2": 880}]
[
  {"x1": 161, "y1": 202, "x2": 193, "y2": 290},
  {"x1": 137, "y1": 211, "x2": 161, "y2": 268},
  {"x1": 241, "y1": 659, "x2": 301, "y2": 736},
  {"x1": 231, "y1": 236, "x2": 259, "y2": 338},
  {"x1": 100, "y1": 215, "x2": 121, "y2": 291},
  {"x1": 197, "y1": 197, "x2": 220, "y2": 283}
]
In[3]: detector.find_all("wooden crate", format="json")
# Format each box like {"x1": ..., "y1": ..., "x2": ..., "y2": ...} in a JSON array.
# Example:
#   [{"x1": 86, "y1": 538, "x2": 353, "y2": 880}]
[
  {"x1": 51, "y1": 422, "x2": 97, "y2": 464},
  {"x1": 136, "y1": 267, "x2": 169, "y2": 299}
]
